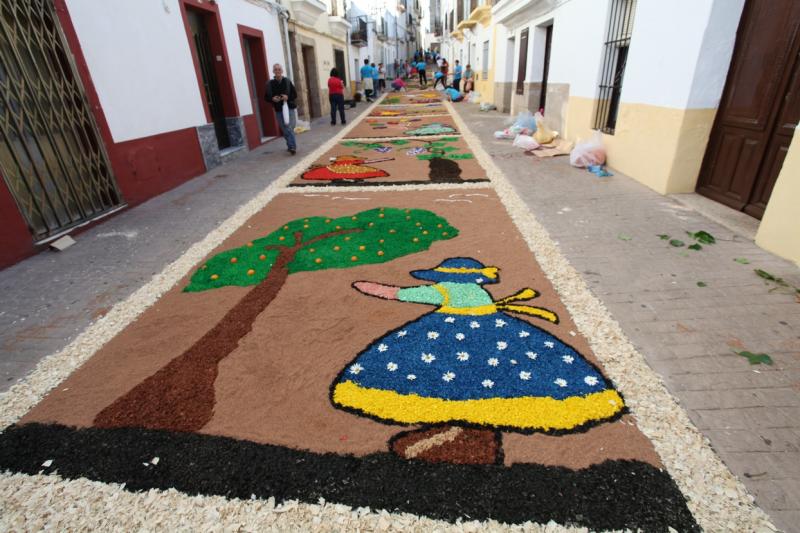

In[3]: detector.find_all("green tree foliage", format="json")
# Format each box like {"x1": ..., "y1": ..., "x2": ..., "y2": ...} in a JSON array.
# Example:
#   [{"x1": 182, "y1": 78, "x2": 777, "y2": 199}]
[{"x1": 185, "y1": 207, "x2": 458, "y2": 292}]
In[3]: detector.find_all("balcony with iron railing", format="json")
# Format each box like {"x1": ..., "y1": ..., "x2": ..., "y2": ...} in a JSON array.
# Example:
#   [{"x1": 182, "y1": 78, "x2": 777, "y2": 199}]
[{"x1": 349, "y1": 16, "x2": 369, "y2": 46}]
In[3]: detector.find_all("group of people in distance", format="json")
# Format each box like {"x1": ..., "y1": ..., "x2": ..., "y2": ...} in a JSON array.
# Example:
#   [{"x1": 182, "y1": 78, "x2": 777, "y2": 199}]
[{"x1": 264, "y1": 50, "x2": 478, "y2": 157}]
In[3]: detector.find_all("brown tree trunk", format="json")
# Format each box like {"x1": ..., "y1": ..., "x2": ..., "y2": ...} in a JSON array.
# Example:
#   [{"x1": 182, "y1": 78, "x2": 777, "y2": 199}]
[
  {"x1": 94, "y1": 228, "x2": 359, "y2": 432},
  {"x1": 94, "y1": 248, "x2": 295, "y2": 432}
]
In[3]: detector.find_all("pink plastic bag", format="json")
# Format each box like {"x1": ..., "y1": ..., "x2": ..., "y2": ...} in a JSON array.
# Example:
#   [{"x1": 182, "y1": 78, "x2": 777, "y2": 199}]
[{"x1": 570, "y1": 132, "x2": 606, "y2": 167}]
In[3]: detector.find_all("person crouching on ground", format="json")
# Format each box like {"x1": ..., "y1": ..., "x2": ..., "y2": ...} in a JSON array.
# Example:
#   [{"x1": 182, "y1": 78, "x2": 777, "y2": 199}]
[
  {"x1": 444, "y1": 86, "x2": 463, "y2": 102},
  {"x1": 266, "y1": 63, "x2": 297, "y2": 155},
  {"x1": 463, "y1": 64, "x2": 475, "y2": 93},
  {"x1": 360, "y1": 59, "x2": 374, "y2": 102},
  {"x1": 433, "y1": 67, "x2": 446, "y2": 89},
  {"x1": 391, "y1": 76, "x2": 406, "y2": 92},
  {"x1": 327, "y1": 68, "x2": 346, "y2": 126}
]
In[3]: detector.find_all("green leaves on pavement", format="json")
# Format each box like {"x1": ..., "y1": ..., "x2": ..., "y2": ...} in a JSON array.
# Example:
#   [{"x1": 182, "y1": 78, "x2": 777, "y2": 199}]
[
  {"x1": 686, "y1": 230, "x2": 716, "y2": 244},
  {"x1": 733, "y1": 350, "x2": 774, "y2": 366}
]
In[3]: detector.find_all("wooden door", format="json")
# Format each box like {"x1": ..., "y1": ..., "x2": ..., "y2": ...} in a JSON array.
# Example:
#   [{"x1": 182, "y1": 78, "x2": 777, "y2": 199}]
[
  {"x1": 187, "y1": 9, "x2": 230, "y2": 149},
  {"x1": 539, "y1": 24, "x2": 553, "y2": 112},
  {"x1": 696, "y1": 0, "x2": 800, "y2": 219}
]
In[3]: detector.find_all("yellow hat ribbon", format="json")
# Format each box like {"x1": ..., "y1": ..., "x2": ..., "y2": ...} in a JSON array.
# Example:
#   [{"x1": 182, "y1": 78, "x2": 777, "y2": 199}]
[{"x1": 433, "y1": 266, "x2": 499, "y2": 279}]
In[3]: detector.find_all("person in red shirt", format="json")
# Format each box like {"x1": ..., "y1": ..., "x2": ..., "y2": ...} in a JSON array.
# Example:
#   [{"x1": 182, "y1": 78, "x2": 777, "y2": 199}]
[{"x1": 328, "y1": 68, "x2": 346, "y2": 126}]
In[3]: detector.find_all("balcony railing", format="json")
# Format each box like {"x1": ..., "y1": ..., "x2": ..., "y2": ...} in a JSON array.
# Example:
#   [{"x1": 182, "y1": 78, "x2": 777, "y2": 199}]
[{"x1": 349, "y1": 16, "x2": 368, "y2": 46}]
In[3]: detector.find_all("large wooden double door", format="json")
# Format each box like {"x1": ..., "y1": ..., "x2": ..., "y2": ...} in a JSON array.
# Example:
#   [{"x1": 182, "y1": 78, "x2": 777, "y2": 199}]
[{"x1": 697, "y1": 0, "x2": 800, "y2": 219}]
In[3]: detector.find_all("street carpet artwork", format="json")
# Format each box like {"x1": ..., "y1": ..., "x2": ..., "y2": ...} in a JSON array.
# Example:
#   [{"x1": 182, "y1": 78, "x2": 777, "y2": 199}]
[
  {"x1": 369, "y1": 103, "x2": 449, "y2": 117},
  {"x1": 0, "y1": 190, "x2": 698, "y2": 531},
  {"x1": 381, "y1": 92, "x2": 444, "y2": 105},
  {"x1": 291, "y1": 137, "x2": 488, "y2": 187},
  {"x1": 346, "y1": 115, "x2": 459, "y2": 139}
]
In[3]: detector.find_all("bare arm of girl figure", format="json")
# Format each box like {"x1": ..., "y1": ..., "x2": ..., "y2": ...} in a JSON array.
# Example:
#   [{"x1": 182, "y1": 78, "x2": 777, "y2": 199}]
[
  {"x1": 352, "y1": 281, "x2": 400, "y2": 300},
  {"x1": 353, "y1": 282, "x2": 446, "y2": 305}
]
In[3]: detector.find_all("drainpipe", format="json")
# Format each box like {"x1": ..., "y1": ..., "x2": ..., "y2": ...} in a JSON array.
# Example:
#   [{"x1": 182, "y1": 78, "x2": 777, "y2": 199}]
[
  {"x1": 252, "y1": 0, "x2": 295, "y2": 79},
  {"x1": 276, "y1": 3, "x2": 294, "y2": 80}
]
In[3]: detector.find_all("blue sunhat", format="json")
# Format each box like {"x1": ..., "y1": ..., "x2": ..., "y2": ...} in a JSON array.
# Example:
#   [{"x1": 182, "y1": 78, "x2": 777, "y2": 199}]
[{"x1": 410, "y1": 257, "x2": 500, "y2": 285}]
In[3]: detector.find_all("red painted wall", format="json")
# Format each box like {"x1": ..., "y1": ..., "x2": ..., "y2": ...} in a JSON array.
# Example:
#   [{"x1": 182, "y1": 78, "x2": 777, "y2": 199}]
[
  {"x1": 0, "y1": 174, "x2": 37, "y2": 268},
  {"x1": 0, "y1": 1, "x2": 215, "y2": 270}
]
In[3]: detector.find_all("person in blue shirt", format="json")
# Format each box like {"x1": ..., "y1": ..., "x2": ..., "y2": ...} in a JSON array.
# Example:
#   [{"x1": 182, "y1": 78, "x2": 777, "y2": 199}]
[
  {"x1": 444, "y1": 86, "x2": 463, "y2": 102},
  {"x1": 360, "y1": 59, "x2": 374, "y2": 101},
  {"x1": 452, "y1": 60, "x2": 463, "y2": 92},
  {"x1": 370, "y1": 62, "x2": 380, "y2": 96},
  {"x1": 417, "y1": 60, "x2": 427, "y2": 87}
]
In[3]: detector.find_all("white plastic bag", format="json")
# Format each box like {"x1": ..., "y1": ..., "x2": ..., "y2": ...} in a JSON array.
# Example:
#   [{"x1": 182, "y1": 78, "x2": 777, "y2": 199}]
[
  {"x1": 281, "y1": 103, "x2": 290, "y2": 126},
  {"x1": 510, "y1": 111, "x2": 537, "y2": 132},
  {"x1": 494, "y1": 130, "x2": 514, "y2": 139},
  {"x1": 512, "y1": 134, "x2": 540, "y2": 151},
  {"x1": 467, "y1": 91, "x2": 481, "y2": 103},
  {"x1": 294, "y1": 119, "x2": 310, "y2": 134},
  {"x1": 570, "y1": 131, "x2": 606, "y2": 167},
  {"x1": 533, "y1": 111, "x2": 556, "y2": 144}
]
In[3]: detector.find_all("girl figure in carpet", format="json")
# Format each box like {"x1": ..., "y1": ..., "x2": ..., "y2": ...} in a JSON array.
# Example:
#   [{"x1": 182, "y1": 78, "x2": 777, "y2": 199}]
[{"x1": 331, "y1": 257, "x2": 625, "y2": 465}]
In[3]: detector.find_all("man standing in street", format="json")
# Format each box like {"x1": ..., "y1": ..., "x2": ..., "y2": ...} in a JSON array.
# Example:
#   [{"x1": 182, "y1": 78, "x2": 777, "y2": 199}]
[
  {"x1": 378, "y1": 63, "x2": 387, "y2": 93},
  {"x1": 360, "y1": 59, "x2": 374, "y2": 101},
  {"x1": 265, "y1": 63, "x2": 297, "y2": 155},
  {"x1": 452, "y1": 59, "x2": 463, "y2": 91},
  {"x1": 417, "y1": 58, "x2": 427, "y2": 87},
  {"x1": 371, "y1": 62, "x2": 380, "y2": 97}
]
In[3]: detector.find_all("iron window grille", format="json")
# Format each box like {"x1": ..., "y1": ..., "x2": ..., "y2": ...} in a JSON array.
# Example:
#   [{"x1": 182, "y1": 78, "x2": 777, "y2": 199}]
[
  {"x1": 593, "y1": 0, "x2": 636, "y2": 134},
  {"x1": 516, "y1": 28, "x2": 529, "y2": 95},
  {"x1": 482, "y1": 40, "x2": 489, "y2": 80}
]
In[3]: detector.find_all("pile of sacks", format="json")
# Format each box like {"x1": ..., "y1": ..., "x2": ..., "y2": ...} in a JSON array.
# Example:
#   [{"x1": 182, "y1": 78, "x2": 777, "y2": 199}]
[{"x1": 494, "y1": 110, "x2": 609, "y2": 168}]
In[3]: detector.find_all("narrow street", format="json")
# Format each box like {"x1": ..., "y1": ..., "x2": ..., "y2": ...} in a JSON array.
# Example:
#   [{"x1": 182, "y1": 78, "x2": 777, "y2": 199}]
[
  {"x1": 2, "y1": 0, "x2": 799, "y2": 530},
  {"x1": 0, "y1": 85, "x2": 795, "y2": 531}
]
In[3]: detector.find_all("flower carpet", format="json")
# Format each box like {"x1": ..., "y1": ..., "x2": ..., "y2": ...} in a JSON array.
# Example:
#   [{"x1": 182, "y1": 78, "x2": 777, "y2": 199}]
[{"x1": 0, "y1": 90, "x2": 774, "y2": 531}]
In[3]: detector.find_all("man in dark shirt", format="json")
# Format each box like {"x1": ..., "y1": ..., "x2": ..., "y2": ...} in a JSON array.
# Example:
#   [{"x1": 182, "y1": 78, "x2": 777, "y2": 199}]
[{"x1": 265, "y1": 63, "x2": 298, "y2": 155}]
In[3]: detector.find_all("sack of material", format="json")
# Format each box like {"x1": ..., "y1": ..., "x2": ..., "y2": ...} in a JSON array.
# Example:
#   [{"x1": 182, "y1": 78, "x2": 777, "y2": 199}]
[
  {"x1": 281, "y1": 103, "x2": 290, "y2": 126},
  {"x1": 570, "y1": 131, "x2": 606, "y2": 167},
  {"x1": 512, "y1": 134, "x2": 540, "y2": 151},
  {"x1": 533, "y1": 112, "x2": 556, "y2": 144}
]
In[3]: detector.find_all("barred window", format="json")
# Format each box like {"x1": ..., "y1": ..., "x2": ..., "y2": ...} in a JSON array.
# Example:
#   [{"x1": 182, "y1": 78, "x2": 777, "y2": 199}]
[
  {"x1": 516, "y1": 28, "x2": 529, "y2": 95},
  {"x1": 593, "y1": 0, "x2": 636, "y2": 134},
  {"x1": 482, "y1": 40, "x2": 489, "y2": 79}
]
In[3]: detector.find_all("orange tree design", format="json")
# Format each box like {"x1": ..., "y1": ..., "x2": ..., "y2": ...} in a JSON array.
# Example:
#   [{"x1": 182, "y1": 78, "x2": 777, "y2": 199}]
[{"x1": 94, "y1": 208, "x2": 458, "y2": 432}]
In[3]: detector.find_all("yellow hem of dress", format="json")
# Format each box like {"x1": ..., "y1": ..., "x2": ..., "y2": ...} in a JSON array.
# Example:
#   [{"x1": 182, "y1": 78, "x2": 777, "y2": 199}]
[{"x1": 332, "y1": 381, "x2": 625, "y2": 431}]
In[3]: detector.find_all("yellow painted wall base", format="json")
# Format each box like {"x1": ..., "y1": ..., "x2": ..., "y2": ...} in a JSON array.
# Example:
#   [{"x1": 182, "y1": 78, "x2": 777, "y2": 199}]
[
  {"x1": 565, "y1": 97, "x2": 717, "y2": 195},
  {"x1": 756, "y1": 128, "x2": 800, "y2": 266}
]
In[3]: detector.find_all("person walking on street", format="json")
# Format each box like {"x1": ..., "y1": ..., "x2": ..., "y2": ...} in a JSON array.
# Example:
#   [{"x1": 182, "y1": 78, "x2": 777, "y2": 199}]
[
  {"x1": 378, "y1": 63, "x2": 386, "y2": 92},
  {"x1": 452, "y1": 59, "x2": 462, "y2": 91},
  {"x1": 327, "y1": 68, "x2": 346, "y2": 126},
  {"x1": 266, "y1": 63, "x2": 297, "y2": 155},
  {"x1": 360, "y1": 59, "x2": 374, "y2": 101},
  {"x1": 417, "y1": 59, "x2": 427, "y2": 87},
  {"x1": 371, "y1": 62, "x2": 380, "y2": 97}
]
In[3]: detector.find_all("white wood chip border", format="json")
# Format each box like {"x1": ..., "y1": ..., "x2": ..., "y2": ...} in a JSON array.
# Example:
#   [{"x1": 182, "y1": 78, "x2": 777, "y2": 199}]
[{"x1": 0, "y1": 95, "x2": 776, "y2": 532}]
